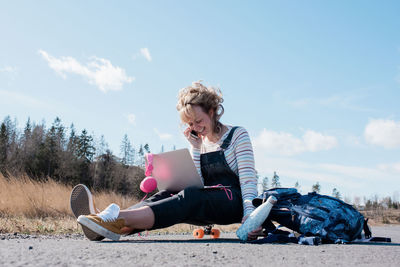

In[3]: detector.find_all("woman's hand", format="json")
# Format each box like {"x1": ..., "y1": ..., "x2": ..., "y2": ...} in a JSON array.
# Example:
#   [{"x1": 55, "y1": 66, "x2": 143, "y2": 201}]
[
  {"x1": 183, "y1": 127, "x2": 202, "y2": 149},
  {"x1": 241, "y1": 215, "x2": 265, "y2": 241}
]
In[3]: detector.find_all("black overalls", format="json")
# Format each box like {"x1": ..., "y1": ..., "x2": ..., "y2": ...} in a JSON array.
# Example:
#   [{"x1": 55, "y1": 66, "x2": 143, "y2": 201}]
[{"x1": 128, "y1": 126, "x2": 244, "y2": 230}]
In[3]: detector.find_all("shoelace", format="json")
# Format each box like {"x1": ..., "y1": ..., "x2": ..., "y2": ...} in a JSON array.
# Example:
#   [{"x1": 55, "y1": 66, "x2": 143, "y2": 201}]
[{"x1": 97, "y1": 203, "x2": 120, "y2": 222}]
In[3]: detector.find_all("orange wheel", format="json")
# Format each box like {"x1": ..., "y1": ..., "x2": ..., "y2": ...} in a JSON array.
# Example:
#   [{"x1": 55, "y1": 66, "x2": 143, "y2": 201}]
[
  {"x1": 193, "y1": 229, "x2": 205, "y2": 238},
  {"x1": 210, "y1": 229, "x2": 220, "y2": 239}
]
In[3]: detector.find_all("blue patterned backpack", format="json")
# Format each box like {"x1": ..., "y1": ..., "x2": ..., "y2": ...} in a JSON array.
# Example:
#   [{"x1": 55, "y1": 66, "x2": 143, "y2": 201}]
[{"x1": 252, "y1": 188, "x2": 366, "y2": 243}]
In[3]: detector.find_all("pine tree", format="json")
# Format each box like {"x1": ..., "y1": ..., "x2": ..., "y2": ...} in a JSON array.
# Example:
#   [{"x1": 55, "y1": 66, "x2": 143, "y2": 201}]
[
  {"x1": 0, "y1": 122, "x2": 8, "y2": 174},
  {"x1": 77, "y1": 129, "x2": 95, "y2": 162},
  {"x1": 2, "y1": 116, "x2": 15, "y2": 142},
  {"x1": 332, "y1": 188, "x2": 341, "y2": 199},
  {"x1": 93, "y1": 149, "x2": 116, "y2": 190},
  {"x1": 24, "y1": 122, "x2": 46, "y2": 178},
  {"x1": 138, "y1": 145, "x2": 144, "y2": 166},
  {"x1": 96, "y1": 135, "x2": 108, "y2": 157},
  {"x1": 144, "y1": 143, "x2": 150, "y2": 153},
  {"x1": 24, "y1": 117, "x2": 32, "y2": 140},
  {"x1": 67, "y1": 124, "x2": 78, "y2": 157},
  {"x1": 120, "y1": 134, "x2": 135, "y2": 165},
  {"x1": 20, "y1": 118, "x2": 34, "y2": 175},
  {"x1": 2, "y1": 116, "x2": 19, "y2": 174},
  {"x1": 75, "y1": 129, "x2": 94, "y2": 185},
  {"x1": 45, "y1": 117, "x2": 66, "y2": 179},
  {"x1": 120, "y1": 134, "x2": 130, "y2": 165},
  {"x1": 312, "y1": 182, "x2": 321, "y2": 193},
  {"x1": 53, "y1": 117, "x2": 66, "y2": 150},
  {"x1": 271, "y1": 171, "x2": 281, "y2": 188},
  {"x1": 294, "y1": 181, "x2": 300, "y2": 191},
  {"x1": 129, "y1": 145, "x2": 135, "y2": 166},
  {"x1": 44, "y1": 124, "x2": 59, "y2": 177}
]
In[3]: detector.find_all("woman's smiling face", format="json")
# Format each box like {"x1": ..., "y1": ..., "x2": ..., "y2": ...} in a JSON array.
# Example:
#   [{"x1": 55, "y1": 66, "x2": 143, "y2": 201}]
[{"x1": 186, "y1": 105, "x2": 214, "y2": 138}]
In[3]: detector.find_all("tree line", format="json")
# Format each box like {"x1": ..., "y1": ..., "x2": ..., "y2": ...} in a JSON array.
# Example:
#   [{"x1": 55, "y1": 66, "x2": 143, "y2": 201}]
[
  {"x1": 2, "y1": 115, "x2": 399, "y2": 209},
  {"x1": 0, "y1": 116, "x2": 152, "y2": 198},
  {"x1": 258, "y1": 171, "x2": 399, "y2": 210}
]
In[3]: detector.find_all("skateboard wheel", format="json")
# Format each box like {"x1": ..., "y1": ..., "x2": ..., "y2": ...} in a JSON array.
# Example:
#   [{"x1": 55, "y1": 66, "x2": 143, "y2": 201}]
[
  {"x1": 210, "y1": 229, "x2": 220, "y2": 239},
  {"x1": 193, "y1": 229, "x2": 205, "y2": 238}
]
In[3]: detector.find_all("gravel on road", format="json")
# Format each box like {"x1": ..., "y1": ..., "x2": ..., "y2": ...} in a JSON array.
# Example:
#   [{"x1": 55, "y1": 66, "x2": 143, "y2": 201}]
[{"x1": 1, "y1": 225, "x2": 399, "y2": 266}]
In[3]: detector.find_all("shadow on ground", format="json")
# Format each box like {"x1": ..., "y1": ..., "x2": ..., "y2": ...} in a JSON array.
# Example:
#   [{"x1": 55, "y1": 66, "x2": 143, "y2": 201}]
[
  {"x1": 100, "y1": 238, "x2": 400, "y2": 246},
  {"x1": 101, "y1": 238, "x2": 241, "y2": 244}
]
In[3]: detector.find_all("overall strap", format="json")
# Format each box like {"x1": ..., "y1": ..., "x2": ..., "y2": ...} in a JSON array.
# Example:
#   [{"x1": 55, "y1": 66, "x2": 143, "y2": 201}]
[{"x1": 220, "y1": 126, "x2": 239, "y2": 150}]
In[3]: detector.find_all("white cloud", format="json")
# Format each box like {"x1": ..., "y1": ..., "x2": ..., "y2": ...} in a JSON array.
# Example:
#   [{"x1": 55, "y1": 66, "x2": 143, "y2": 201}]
[
  {"x1": 126, "y1": 113, "x2": 136, "y2": 125},
  {"x1": 253, "y1": 153, "x2": 400, "y2": 197},
  {"x1": 253, "y1": 129, "x2": 337, "y2": 156},
  {"x1": 38, "y1": 50, "x2": 134, "y2": 93},
  {"x1": 364, "y1": 119, "x2": 400, "y2": 149},
  {"x1": 140, "y1": 48, "x2": 152, "y2": 62},
  {"x1": 252, "y1": 128, "x2": 399, "y2": 197},
  {"x1": 303, "y1": 131, "x2": 338, "y2": 152},
  {"x1": 154, "y1": 128, "x2": 172, "y2": 140}
]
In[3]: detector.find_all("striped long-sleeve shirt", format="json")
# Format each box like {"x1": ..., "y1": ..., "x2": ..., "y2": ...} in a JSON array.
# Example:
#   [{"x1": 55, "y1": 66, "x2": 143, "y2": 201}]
[{"x1": 191, "y1": 125, "x2": 258, "y2": 218}]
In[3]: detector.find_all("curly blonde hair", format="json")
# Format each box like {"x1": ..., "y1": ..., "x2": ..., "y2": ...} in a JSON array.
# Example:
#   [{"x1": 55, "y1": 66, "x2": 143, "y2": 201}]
[{"x1": 176, "y1": 81, "x2": 225, "y2": 134}]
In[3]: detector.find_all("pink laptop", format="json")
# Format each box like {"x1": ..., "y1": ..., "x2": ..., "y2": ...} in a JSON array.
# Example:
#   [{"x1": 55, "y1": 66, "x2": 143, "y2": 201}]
[{"x1": 150, "y1": 148, "x2": 204, "y2": 191}]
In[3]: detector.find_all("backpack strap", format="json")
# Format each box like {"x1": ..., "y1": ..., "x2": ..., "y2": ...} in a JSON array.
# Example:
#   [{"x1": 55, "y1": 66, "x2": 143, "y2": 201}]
[
  {"x1": 363, "y1": 218, "x2": 372, "y2": 239},
  {"x1": 220, "y1": 126, "x2": 239, "y2": 150}
]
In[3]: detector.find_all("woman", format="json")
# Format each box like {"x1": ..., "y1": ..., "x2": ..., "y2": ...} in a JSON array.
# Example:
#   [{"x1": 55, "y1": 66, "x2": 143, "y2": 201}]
[{"x1": 76, "y1": 81, "x2": 261, "y2": 241}]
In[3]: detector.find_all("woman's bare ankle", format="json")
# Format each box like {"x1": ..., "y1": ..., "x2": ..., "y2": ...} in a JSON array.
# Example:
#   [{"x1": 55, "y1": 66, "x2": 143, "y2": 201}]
[{"x1": 117, "y1": 206, "x2": 155, "y2": 229}]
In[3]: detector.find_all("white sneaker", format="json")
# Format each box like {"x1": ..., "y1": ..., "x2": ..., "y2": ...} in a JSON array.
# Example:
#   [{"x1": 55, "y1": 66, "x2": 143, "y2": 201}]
[{"x1": 97, "y1": 203, "x2": 120, "y2": 222}]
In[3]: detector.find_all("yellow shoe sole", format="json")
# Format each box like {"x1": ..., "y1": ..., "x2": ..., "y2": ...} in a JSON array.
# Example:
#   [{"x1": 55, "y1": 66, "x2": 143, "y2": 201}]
[{"x1": 77, "y1": 215, "x2": 121, "y2": 241}]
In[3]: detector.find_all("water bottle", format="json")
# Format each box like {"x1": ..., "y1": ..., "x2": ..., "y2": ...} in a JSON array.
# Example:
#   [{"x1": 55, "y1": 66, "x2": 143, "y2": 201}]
[{"x1": 236, "y1": 195, "x2": 277, "y2": 241}]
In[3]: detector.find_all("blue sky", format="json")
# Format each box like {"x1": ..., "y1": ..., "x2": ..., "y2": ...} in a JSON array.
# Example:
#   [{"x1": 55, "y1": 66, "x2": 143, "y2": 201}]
[{"x1": 1, "y1": 1, "x2": 399, "y2": 201}]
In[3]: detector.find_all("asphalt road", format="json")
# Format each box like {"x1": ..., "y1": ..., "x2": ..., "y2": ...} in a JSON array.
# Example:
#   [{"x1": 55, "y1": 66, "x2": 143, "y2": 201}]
[{"x1": 1, "y1": 225, "x2": 399, "y2": 266}]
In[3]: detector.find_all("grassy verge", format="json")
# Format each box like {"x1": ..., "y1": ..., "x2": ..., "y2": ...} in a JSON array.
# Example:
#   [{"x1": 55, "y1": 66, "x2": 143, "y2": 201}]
[
  {"x1": 0, "y1": 174, "x2": 238, "y2": 235},
  {"x1": 1, "y1": 174, "x2": 398, "y2": 235},
  {"x1": 361, "y1": 209, "x2": 400, "y2": 225},
  {"x1": 0, "y1": 173, "x2": 139, "y2": 235}
]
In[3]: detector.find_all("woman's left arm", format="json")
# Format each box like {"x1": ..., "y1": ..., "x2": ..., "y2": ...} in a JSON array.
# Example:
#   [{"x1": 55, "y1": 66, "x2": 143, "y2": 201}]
[{"x1": 233, "y1": 127, "x2": 258, "y2": 219}]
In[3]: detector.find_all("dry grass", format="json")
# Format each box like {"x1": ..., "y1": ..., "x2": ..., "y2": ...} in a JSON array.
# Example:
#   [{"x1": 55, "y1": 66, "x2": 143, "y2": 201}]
[
  {"x1": 0, "y1": 174, "x2": 239, "y2": 235},
  {"x1": 3, "y1": 173, "x2": 396, "y2": 236},
  {"x1": 0, "y1": 174, "x2": 139, "y2": 234},
  {"x1": 361, "y1": 209, "x2": 400, "y2": 225},
  {"x1": 0, "y1": 174, "x2": 138, "y2": 218}
]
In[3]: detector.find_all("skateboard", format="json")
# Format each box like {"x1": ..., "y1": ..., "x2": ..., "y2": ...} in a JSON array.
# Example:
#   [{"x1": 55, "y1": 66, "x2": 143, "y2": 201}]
[{"x1": 193, "y1": 225, "x2": 220, "y2": 239}]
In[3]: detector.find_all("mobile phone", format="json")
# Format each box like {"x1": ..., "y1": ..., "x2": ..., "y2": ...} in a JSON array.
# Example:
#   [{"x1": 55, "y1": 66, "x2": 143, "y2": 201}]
[{"x1": 190, "y1": 130, "x2": 199, "y2": 139}]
